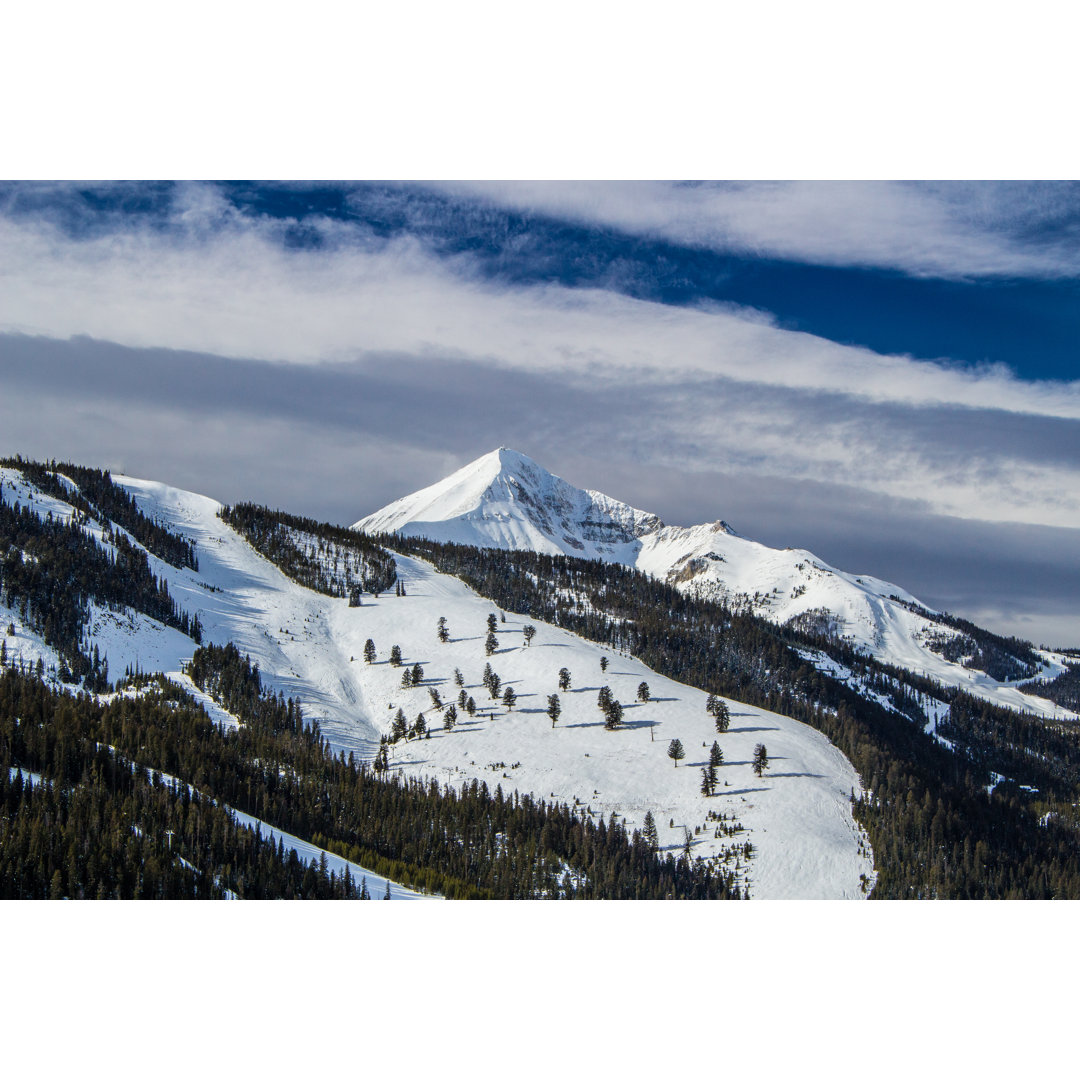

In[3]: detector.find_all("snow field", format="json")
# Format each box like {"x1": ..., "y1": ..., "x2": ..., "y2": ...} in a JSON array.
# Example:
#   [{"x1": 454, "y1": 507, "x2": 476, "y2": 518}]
[{"x1": 320, "y1": 554, "x2": 875, "y2": 899}]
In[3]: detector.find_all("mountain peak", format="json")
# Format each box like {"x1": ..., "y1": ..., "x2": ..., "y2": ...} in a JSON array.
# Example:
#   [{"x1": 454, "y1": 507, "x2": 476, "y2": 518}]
[{"x1": 353, "y1": 449, "x2": 662, "y2": 558}]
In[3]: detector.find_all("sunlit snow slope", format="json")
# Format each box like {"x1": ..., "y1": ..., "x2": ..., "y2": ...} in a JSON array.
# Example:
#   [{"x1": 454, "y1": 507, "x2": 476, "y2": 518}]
[
  {"x1": 2, "y1": 465, "x2": 873, "y2": 898},
  {"x1": 355, "y1": 449, "x2": 1073, "y2": 719}
]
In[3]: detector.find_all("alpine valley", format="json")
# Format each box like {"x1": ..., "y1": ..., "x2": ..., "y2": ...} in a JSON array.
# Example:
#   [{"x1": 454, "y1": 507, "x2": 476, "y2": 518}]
[{"x1": 4, "y1": 450, "x2": 1080, "y2": 900}]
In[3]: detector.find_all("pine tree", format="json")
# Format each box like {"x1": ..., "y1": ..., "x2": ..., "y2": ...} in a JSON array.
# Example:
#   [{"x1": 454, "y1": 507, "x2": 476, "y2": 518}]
[
  {"x1": 384, "y1": 880, "x2": 391, "y2": 899},
  {"x1": 523, "y1": 624, "x2": 536, "y2": 646},
  {"x1": 502, "y1": 685, "x2": 517, "y2": 710},
  {"x1": 437, "y1": 617, "x2": 450, "y2": 643},
  {"x1": 458, "y1": 688, "x2": 468, "y2": 709},
  {"x1": 597, "y1": 685, "x2": 613, "y2": 711},
  {"x1": 637, "y1": 681, "x2": 651, "y2": 703},
  {"x1": 708, "y1": 695, "x2": 730, "y2": 733},
  {"x1": 667, "y1": 738, "x2": 685, "y2": 766},
  {"x1": 465, "y1": 696, "x2": 477, "y2": 716},
  {"x1": 391, "y1": 709, "x2": 408, "y2": 742},
  {"x1": 413, "y1": 714, "x2": 427, "y2": 739},
  {"x1": 485, "y1": 631, "x2": 498, "y2": 656},
  {"x1": 428, "y1": 687, "x2": 443, "y2": 710},
  {"x1": 547, "y1": 693, "x2": 561, "y2": 728},
  {"x1": 401, "y1": 667, "x2": 413, "y2": 688},
  {"x1": 642, "y1": 811, "x2": 659, "y2": 852},
  {"x1": 487, "y1": 613, "x2": 498, "y2": 634},
  {"x1": 454, "y1": 668, "x2": 465, "y2": 687},
  {"x1": 411, "y1": 662, "x2": 423, "y2": 685},
  {"x1": 603, "y1": 698, "x2": 624, "y2": 730},
  {"x1": 600, "y1": 656, "x2": 608, "y2": 672},
  {"x1": 443, "y1": 704, "x2": 457, "y2": 731},
  {"x1": 709, "y1": 741, "x2": 723, "y2": 769},
  {"x1": 558, "y1": 667, "x2": 571, "y2": 691},
  {"x1": 700, "y1": 764, "x2": 717, "y2": 796},
  {"x1": 752, "y1": 743, "x2": 769, "y2": 777},
  {"x1": 363, "y1": 638, "x2": 376, "y2": 664},
  {"x1": 389, "y1": 644, "x2": 402, "y2": 667},
  {"x1": 359, "y1": 876, "x2": 371, "y2": 899}
]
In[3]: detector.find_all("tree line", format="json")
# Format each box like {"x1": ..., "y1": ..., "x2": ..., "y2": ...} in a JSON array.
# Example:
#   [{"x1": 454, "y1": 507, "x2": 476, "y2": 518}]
[
  {"x1": 220, "y1": 502, "x2": 397, "y2": 598},
  {"x1": 0, "y1": 483, "x2": 202, "y2": 689},
  {"x1": 2, "y1": 457, "x2": 198, "y2": 570}
]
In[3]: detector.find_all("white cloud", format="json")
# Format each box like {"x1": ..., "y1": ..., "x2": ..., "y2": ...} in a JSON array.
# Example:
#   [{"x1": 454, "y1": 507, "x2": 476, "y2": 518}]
[{"x1": 430, "y1": 180, "x2": 1080, "y2": 281}]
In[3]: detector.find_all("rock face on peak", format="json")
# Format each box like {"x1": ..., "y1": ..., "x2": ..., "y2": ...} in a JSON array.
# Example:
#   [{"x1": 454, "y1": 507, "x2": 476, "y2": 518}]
[{"x1": 353, "y1": 448, "x2": 662, "y2": 560}]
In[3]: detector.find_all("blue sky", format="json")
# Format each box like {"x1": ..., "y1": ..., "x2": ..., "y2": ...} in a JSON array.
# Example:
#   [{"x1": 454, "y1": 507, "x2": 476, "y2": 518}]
[{"x1": 1, "y1": 180, "x2": 1078, "y2": 645}]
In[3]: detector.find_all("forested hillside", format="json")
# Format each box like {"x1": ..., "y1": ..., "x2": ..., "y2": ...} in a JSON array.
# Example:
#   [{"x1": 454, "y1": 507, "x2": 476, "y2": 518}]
[
  {"x1": 379, "y1": 533, "x2": 1080, "y2": 898},
  {"x1": 0, "y1": 649, "x2": 739, "y2": 899},
  {"x1": 0, "y1": 474, "x2": 202, "y2": 689}
]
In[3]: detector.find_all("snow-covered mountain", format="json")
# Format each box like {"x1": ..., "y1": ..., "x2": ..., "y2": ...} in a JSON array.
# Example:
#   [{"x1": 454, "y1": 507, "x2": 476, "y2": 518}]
[
  {"x1": 355, "y1": 448, "x2": 1071, "y2": 718},
  {"x1": 355, "y1": 447, "x2": 663, "y2": 559},
  {"x1": 0, "y1": 461, "x2": 876, "y2": 898}
]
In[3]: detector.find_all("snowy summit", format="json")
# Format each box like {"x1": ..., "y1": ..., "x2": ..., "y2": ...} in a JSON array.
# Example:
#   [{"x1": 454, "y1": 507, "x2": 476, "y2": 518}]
[{"x1": 354, "y1": 447, "x2": 662, "y2": 560}]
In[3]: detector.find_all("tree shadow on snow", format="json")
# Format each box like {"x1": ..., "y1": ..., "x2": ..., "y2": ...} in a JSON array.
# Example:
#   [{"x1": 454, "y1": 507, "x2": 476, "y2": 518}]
[
  {"x1": 767, "y1": 772, "x2": 824, "y2": 779},
  {"x1": 719, "y1": 786, "x2": 769, "y2": 797},
  {"x1": 728, "y1": 725, "x2": 780, "y2": 734}
]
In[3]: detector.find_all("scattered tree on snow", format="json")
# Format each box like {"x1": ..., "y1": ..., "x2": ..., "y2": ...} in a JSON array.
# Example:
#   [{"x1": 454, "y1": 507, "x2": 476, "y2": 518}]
[
  {"x1": 708, "y1": 694, "x2": 730, "y2": 733},
  {"x1": 752, "y1": 743, "x2": 769, "y2": 777},
  {"x1": 547, "y1": 693, "x2": 561, "y2": 728},
  {"x1": 667, "y1": 738, "x2": 685, "y2": 767}
]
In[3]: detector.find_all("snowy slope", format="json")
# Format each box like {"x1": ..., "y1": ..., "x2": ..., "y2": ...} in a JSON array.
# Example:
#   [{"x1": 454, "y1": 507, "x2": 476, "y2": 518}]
[
  {"x1": 2, "y1": 465, "x2": 873, "y2": 898},
  {"x1": 354, "y1": 450, "x2": 1072, "y2": 720}
]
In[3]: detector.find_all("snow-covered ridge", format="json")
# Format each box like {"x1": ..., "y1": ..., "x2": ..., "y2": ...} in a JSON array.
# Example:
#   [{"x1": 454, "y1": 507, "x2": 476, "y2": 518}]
[{"x1": 354, "y1": 449, "x2": 1073, "y2": 720}]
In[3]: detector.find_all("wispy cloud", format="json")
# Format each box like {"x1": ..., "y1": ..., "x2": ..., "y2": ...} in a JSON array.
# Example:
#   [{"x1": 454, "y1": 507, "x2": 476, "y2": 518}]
[{"x1": 430, "y1": 180, "x2": 1080, "y2": 281}]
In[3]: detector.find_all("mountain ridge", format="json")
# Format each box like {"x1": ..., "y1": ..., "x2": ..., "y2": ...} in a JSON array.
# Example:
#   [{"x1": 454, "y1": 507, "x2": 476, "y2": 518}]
[{"x1": 354, "y1": 448, "x2": 1070, "y2": 718}]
